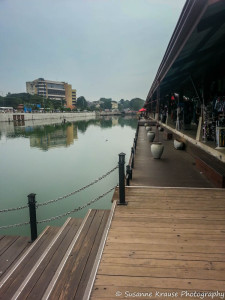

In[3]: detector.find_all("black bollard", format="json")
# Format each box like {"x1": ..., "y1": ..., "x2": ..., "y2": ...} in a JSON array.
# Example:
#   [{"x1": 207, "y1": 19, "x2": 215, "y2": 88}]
[
  {"x1": 131, "y1": 147, "x2": 135, "y2": 168},
  {"x1": 126, "y1": 165, "x2": 132, "y2": 186},
  {"x1": 28, "y1": 193, "x2": 37, "y2": 242},
  {"x1": 118, "y1": 153, "x2": 127, "y2": 205}
]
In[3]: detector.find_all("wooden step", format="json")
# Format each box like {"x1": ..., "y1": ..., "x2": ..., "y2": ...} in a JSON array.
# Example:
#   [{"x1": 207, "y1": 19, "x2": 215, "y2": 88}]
[
  {"x1": 0, "y1": 218, "x2": 81, "y2": 299},
  {"x1": 45, "y1": 209, "x2": 110, "y2": 300},
  {"x1": 0, "y1": 209, "x2": 112, "y2": 300},
  {"x1": 0, "y1": 235, "x2": 30, "y2": 279}
]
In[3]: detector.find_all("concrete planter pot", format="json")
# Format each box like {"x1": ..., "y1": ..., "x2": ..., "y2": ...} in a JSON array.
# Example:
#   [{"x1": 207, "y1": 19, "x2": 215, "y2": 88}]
[
  {"x1": 151, "y1": 142, "x2": 164, "y2": 159},
  {"x1": 144, "y1": 123, "x2": 148, "y2": 127},
  {"x1": 147, "y1": 131, "x2": 155, "y2": 142},
  {"x1": 146, "y1": 126, "x2": 152, "y2": 132},
  {"x1": 174, "y1": 139, "x2": 184, "y2": 150}
]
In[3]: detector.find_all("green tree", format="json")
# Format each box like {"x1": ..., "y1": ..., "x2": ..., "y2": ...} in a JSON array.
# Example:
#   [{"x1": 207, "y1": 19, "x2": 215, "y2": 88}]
[
  {"x1": 99, "y1": 98, "x2": 112, "y2": 110},
  {"x1": 130, "y1": 98, "x2": 145, "y2": 111},
  {"x1": 77, "y1": 96, "x2": 87, "y2": 110},
  {"x1": 118, "y1": 99, "x2": 130, "y2": 111}
]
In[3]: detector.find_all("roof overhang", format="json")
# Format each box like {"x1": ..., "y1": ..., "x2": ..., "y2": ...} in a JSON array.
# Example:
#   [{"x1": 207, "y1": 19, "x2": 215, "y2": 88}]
[{"x1": 146, "y1": 0, "x2": 225, "y2": 101}]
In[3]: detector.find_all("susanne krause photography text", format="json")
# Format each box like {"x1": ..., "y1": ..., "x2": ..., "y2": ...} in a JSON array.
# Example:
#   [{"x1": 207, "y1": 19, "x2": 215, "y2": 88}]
[{"x1": 117, "y1": 290, "x2": 225, "y2": 299}]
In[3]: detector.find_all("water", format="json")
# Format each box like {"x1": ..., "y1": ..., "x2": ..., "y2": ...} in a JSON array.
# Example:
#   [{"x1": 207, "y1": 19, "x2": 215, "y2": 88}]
[{"x1": 0, "y1": 115, "x2": 138, "y2": 236}]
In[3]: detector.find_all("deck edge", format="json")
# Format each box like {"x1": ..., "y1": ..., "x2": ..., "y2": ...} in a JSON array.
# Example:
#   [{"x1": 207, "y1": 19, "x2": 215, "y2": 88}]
[
  {"x1": 82, "y1": 201, "x2": 117, "y2": 300},
  {"x1": 42, "y1": 210, "x2": 92, "y2": 300}
]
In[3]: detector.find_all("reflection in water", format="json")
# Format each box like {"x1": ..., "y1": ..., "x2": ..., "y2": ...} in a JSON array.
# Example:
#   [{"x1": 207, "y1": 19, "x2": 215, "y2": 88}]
[
  {"x1": 0, "y1": 116, "x2": 138, "y2": 151},
  {"x1": 29, "y1": 124, "x2": 77, "y2": 151},
  {"x1": 0, "y1": 115, "x2": 138, "y2": 236}
]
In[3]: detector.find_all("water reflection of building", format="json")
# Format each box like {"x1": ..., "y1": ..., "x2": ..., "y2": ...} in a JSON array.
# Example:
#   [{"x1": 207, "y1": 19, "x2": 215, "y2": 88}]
[
  {"x1": 30, "y1": 124, "x2": 78, "y2": 150},
  {"x1": 112, "y1": 117, "x2": 119, "y2": 126}
]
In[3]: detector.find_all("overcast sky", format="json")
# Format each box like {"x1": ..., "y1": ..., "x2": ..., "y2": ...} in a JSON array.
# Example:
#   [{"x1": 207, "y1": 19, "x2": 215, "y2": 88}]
[{"x1": 0, "y1": 0, "x2": 185, "y2": 101}]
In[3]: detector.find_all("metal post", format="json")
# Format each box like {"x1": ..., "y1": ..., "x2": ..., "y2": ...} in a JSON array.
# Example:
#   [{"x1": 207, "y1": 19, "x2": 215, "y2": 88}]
[
  {"x1": 28, "y1": 193, "x2": 37, "y2": 242},
  {"x1": 126, "y1": 165, "x2": 130, "y2": 186},
  {"x1": 131, "y1": 147, "x2": 135, "y2": 168},
  {"x1": 127, "y1": 165, "x2": 132, "y2": 180},
  {"x1": 118, "y1": 153, "x2": 127, "y2": 205},
  {"x1": 134, "y1": 138, "x2": 137, "y2": 150}
]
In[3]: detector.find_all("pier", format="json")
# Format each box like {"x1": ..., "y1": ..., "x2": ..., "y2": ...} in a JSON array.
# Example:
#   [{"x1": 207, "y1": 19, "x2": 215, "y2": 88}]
[
  {"x1": 91, "y1": 187, "x2": 225, "y2": 299},
  {"x1": 1, "y1": 122, "x2": 225, "y2": 299},
  {"x1": 1, "y1": 0, "x2": 225, "y2": 298},
  {"x1": 90, "y1": 123, "x2": 225, "y2": 299}
]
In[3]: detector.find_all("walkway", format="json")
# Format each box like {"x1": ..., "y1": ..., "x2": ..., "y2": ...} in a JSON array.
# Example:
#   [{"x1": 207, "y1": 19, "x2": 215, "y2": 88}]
[
  {"x1": 91, "y1": 187, "x2": 225, "y2": 299},
  {"x1": 132, "y1": 125, "x2": 214, "y2": 187},
  {"x1": 90, "y1": 125, "x2": 225, "y2": 299}
]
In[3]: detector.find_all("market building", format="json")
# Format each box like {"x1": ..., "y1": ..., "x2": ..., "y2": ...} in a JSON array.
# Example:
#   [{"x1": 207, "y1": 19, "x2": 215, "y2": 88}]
[{"x1": 145, "y1": 0, "x2": 225, "y2": 160}]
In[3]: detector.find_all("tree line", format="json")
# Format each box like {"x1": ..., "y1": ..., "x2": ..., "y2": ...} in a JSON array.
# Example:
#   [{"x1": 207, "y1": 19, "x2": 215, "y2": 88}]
[
  {"x1": 0, "y1": 93, "x2": 145, "y2": 111},
  {"x1": 76, "y1": 96, "x2": 145, "y2": 111}
]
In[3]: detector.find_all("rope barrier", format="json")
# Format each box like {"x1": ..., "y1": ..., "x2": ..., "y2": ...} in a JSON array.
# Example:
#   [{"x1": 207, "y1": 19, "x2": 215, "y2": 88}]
[
  {"x1": 37, "y1": 185, "x2": 117, "y2": 224},
  {"x1": 0, "y1": 221, "x2": 30, "y2": 230},
  {"x1": 0, "y1": 204, "x2": 28, "y2": 214},
  {"x1": 36, "y1": 165, "x2": 118, "y2": 208},
  {"x1": 0, "y1": 165, "x2": 118, "y2": 214},
  {"x1": 0, "y1": 165, "x2": 118, "y2": 230}
]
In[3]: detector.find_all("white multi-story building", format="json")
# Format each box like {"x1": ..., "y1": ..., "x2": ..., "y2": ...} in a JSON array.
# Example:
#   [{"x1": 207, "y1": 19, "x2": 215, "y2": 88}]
[{"x1": 26, "y1": 78, "x2": 76, "y2": 108}]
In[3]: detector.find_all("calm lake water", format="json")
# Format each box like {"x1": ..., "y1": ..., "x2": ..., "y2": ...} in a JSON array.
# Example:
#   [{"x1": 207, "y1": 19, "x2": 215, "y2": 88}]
[{"x1": 0, "y1": 115, "x2": 138, "y2": 236}]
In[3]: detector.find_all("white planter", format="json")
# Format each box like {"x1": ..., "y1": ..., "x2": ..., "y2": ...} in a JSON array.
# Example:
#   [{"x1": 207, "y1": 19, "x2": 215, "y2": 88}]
[
  {"x1": 144, "y1": 123, "x2": 148, "y2": 127},
  {"x1": 174, "y1": 139, "x2": 184, "y2": 150},
  {"x1": 146, "y1": 126, "x2": 151, "y2": 132},
  {"x1": 151, "y1": 142, "x2": 164, "y2": 159},
  {"x1": 147, "y1": 131, "x2": 155, "y2": 142}
]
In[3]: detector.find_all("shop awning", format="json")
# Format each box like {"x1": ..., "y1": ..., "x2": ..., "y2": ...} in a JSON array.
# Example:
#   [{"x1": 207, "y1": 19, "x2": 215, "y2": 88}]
[{"x1": 146, "y1": 0, "x2": 225, "y2": 102}]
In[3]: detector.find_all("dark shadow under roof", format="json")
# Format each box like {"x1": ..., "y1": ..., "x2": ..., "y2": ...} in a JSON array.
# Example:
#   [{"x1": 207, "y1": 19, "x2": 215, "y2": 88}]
[{"x1": 146, "y1": 0, "x2": 225, "y2": 101}]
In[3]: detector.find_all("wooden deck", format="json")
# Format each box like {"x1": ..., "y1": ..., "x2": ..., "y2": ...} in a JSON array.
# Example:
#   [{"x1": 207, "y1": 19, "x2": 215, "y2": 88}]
[
  {"x1": 0, "y1": 210, "x2": 110, "y2": 300},
  {"x1": 91, "y1": 187, "x2": 225, "y2": 299},
  {"x1": 131, "y1": 125, "x2": 214, "y2": 187},
  {"x1": 0, "y1": 235, "x2": 30, "y2": 280}
]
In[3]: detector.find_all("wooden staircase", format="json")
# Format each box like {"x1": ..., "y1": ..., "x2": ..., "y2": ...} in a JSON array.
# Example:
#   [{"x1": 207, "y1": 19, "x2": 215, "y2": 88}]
[{"x1": 0, "y1": 208, "x2": 112, "y2": 299}]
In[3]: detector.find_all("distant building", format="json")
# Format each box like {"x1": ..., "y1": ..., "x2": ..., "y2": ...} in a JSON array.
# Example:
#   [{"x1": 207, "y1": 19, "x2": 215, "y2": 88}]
[
  {"x1": 72, "y1": 89, "x2": 77, "y2": 107},
  {"x1": 26, "y1": 78, "x2": 76, "y2": 108},
  {"x1": 111, "y1": 101, "x2": 118, "y2": 109}
]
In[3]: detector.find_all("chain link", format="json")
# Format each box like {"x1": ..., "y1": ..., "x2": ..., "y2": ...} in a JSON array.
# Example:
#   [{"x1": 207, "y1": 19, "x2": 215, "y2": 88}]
[
  {"x1": 37, "y1": 185, "x2": 117, "y2": 224},
  {"x1": 36, "y1": 165, "x2": 118, "y2": 208},
  {"x1": 0, "y1": 221, "x2": 30, "y2": 230},
  {"x1": 0, "y1": 204, "x2": 28, "y2": 214}
]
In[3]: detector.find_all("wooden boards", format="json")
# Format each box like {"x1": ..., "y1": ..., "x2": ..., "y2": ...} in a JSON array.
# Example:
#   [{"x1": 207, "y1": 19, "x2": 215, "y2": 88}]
[{"x1": 91, "y1": 187, "x2": 225, "y2": 299}]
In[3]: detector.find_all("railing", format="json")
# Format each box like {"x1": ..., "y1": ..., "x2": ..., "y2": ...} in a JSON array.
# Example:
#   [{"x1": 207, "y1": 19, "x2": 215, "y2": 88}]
[
  {"x1": 0, "y1": 151, "x2": 131, "y2": 242},
  {"x1": 0, "y1": 165, "x2": 119, "y2": 241},
  {"x1": 126, "y1": 124, "x2": 139, "y2": 186}
]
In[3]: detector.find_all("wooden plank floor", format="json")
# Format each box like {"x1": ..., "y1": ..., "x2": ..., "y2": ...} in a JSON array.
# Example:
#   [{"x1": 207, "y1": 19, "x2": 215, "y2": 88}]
[
  {"x1": 48, "y1": 210, "x2": 110, "y2": 300},
  {"x1": 0, "y1": 235, "x2": 30, "y2": 280},
  {"x1": 91, "y1": 187, "x2": 225, "y2": 300},
  {"x1": 132, "y1": 126, "x2": 214, "y2": 187}
]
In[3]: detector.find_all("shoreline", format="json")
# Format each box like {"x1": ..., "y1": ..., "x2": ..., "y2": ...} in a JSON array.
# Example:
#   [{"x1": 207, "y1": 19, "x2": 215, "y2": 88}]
[{"x1": 0, "y1": 111, "x2": 97, "y2": 122}]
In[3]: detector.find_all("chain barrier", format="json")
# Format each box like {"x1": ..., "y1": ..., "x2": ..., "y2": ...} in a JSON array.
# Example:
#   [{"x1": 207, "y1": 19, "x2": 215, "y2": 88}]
[
  {"x1": 0, "y1": 166, "x2": 118, "y2": 229},
  {"x1": 36, "y1": 165, "x2": 118, "y2": 208},
  {"x1": 0, "y1": 221, "x2": 30, "y2": 230},
  {"x1": 0, "y1": 204, "x2": 28, "y2": 214},
  {"x1": 37, "y1": 185, "x2": 117, "y2": 224}
]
